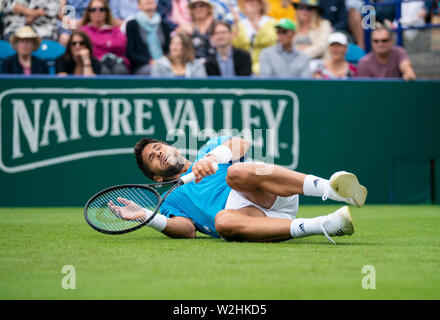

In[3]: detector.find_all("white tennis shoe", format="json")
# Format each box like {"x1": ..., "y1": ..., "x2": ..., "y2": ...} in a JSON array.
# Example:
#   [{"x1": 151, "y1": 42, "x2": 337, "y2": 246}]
[
  {"x1": 319, "y1": 206, "x2": 354, "y2": 245},
  {"x1": 322, "y1": 171, "x2": 368, "y2": 207}
]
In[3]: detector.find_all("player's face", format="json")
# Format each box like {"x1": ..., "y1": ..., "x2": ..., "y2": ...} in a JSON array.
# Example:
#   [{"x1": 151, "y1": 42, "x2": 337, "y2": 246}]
[{"x1": 142, "y1": 142, "x2": 186, "y2": 181}]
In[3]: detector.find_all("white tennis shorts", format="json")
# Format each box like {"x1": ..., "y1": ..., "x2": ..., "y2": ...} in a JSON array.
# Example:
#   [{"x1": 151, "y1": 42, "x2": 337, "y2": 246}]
[{"x1": 224, "y1": 189, "x2": 299, "y2": 220}]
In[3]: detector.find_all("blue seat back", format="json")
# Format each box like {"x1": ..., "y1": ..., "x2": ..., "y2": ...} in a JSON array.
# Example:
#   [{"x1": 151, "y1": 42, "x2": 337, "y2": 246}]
[
  {"x1": 33, "y1": 40, "x2": 66, "y2": 74},
  {"x1": 345, "y1": 43, "x2": 366, "y2": 64}
]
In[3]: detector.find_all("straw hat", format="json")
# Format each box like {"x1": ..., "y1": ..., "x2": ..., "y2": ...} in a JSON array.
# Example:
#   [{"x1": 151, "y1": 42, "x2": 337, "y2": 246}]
[
  {"x1": 237, "y1": 0, "x2": 269, "y2": 16},
  {"x1": 188, "y1": 0, "x2": 214, "y2": 9},
  {"x1": 10, "y1": 26, "x2": 41, "y2": 52}
]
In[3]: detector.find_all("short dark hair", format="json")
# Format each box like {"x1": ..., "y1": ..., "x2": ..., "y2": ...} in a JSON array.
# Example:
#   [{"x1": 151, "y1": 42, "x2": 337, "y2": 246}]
[
  {"x1": 210, "y1": 20, "x2": 232, "y2": 35},
  {"x1": 134, "y1": 138, "x2": 168, "y2": 180}
]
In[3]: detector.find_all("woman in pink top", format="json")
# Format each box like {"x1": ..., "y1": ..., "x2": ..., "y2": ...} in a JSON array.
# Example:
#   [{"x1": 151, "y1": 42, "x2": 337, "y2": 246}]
[{"x1": 80, "y1": 0, "x2": 130, "y2": 74}]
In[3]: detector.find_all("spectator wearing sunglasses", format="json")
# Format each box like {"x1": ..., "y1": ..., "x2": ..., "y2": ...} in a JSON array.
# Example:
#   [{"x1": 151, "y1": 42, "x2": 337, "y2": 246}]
[
  {"x1": 356, "y1": 25, "x2": 416, "y2": 81},
  {"x1": 80, "y1": 0, "x2": 130, "y2": 74},
  {"x1": 259, "y1": 18, "x2": 310, "y2": 78},
  {"x1": 55, "y1": 30, "x2": 101, "y2": 76},
  {"x1": 292, "y1": 0, "x2": 332, "y2": 60}
]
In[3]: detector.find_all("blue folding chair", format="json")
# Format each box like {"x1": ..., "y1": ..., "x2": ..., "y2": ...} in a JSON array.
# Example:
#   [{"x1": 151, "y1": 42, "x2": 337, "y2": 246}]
[
  {"x1": 33, "y1": 40, "x2": 66, "y2": 74},
  {"x1": 0, "y1": 40, "x2": 17, "y2": 71},
  {"x1": 345, "y1": 43, "x2": 366, "y2": 64}
]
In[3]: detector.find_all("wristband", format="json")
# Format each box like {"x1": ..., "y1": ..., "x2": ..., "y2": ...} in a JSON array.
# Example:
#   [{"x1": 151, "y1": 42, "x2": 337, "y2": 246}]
[
  {"x1": 206, "y1": 145, "x2": 233, "y2": 164},
  {"x1": 144, "y1": 208, "x2": 167, "y2": 232}
]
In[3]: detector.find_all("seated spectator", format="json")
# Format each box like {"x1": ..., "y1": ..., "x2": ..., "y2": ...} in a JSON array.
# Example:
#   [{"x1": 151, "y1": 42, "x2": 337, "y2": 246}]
[
  {"x1": 259, "y1": 18, "x2": 310, "y2": 78},
  {"x1": 58, "y1": 0, "x2": 92, "y2": 46},
  {"x1": 2, "y1": 0, "x2": 60, "y2": 41},
  {"x1": 267, "y1": 0, "x2": 296, "y2": 21},
  {"x1": 151, "y1": 32, "x2": 207, "y2": 77},
  {"x1": 313, "y1": 32, "x2": 356, "y2": 79},
  {"x1": 356, "y1": 26, "x2": 416, "y2": 81},
  {"x1": 345, "y1": 0, "x2": 365, "y2": 49},
  {"x1": 55, "y1": 30, "x2": 101, "y2": 76},
  {"x1": 205, "y1": 21, "x2": 252, "y2": 76},
  {"x1": 126, "y1": 0, "x2": 175, "y2": 75},
  {"x1": 232, "y1": 0, "x2": 277, "y2": 75},
  {"x1": 80, "y1": 0, "x2": 130, "y2": 74},
  {"x1": 1, "y1": 26, "x2": 48, "y2": 75},
  {"x1": 319, "y1": 0, "x2": 348, "y2": 32},
  {"x1": 187, "y1": 0, "x2": 216, "y2": 59},
  {"x1": 292, "y1": 0, "x2": 332, "y2": 59}
]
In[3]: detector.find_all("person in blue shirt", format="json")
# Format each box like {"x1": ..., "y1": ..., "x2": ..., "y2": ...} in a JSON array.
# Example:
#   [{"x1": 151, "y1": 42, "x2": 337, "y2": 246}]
[{"x1": 109, "y1": 136, "x2": 368, "y2": 244}]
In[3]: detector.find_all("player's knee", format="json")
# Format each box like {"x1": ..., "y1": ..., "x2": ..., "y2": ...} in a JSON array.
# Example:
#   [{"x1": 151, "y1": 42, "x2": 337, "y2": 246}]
[
  {"x1": 226, "y1": 164, "x2": 251, "y2": 189},
  {"x1": 215, "y1": 211, "x2": 245, "y2": 242}
]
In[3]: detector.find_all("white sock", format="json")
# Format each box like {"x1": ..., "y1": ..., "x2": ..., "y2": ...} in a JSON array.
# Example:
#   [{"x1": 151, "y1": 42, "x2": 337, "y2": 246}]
[
  {"x1": 303, "y1": 175, "x2": 329, "y2": 197},
  {"x1": 303, "y1": 174, "x2": 345, "y2": 202},
  {"x1": 290, "y1": 217, "x2": 324, "y2": 238}
]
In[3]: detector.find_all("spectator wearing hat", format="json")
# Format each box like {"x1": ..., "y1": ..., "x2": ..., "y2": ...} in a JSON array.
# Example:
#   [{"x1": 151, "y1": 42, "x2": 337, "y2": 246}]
[
  {"x1": 205, "y1": 21, "x2": 252, "y2": 76},
  {"x1": 126, "y1": 0, "x2": 175, "y2": 75},
  {"x1": 259, "y1": 18, "x2": 310, "y2": 78},
  {"x1": 187, "y1": 0, "x2": 216, "y2": 59},
  {"x1": 2, "y1": 0, "x2": 60, "y2": 41},
  {"x1": 1, "y1": 26, "x2": 48, "y2": 75},
  {"x1": 292, "y1": 0, "x2": 332, "y2": 59},
  {"x1": 55, "y1": 30, "x2": 101, "y2": 76},
  {"x1": 232, "y1": 0, "x2": 277, "y2": 75},
  {"x1": 356, "y1": 26, "x2": 416, "y2": 81},
  {"x1": 80, "y1": 0, "x2": 130, "y2": 74},
  {"x1": 313, "y1": 32, "x2": 356, "y2": 79}
]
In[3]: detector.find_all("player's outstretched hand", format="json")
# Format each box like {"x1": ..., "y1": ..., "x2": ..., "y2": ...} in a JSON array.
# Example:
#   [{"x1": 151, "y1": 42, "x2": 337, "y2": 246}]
[
  {"x1": 192, "y1": 156, "x2": 218, "y2": 183},
  {"x1": 108, "y1": 197, "x2": 147, "y2": 221}
]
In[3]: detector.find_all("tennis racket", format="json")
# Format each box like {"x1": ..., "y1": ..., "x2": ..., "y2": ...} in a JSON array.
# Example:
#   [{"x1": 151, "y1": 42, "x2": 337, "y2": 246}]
[{"x1": 83, "y1": 166, "x2": 210, "y2": 235}]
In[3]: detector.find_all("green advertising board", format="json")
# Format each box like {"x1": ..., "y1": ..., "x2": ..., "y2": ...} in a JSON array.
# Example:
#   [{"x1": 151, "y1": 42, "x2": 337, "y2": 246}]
[{"x1": 0, "y1": 77, "x2": 438, "y2": 206}]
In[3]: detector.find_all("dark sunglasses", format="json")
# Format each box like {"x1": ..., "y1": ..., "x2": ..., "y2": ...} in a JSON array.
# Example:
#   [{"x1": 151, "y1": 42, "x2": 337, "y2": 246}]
[
  {"x1": 71, "y1": 41, "x2": 85, "y2": 46},
  {"x1": 276, "y1": 28, "x2": 289, "y2": 35},
  {"x1": 296, "y1": 5, "x2": 314, "y2": 11},
  {"x1": 88, "y1": 7, "x2": 108, "y2": 12},
  {"x1": 372, "y1": 38, "x2": 390, "y2": 44},
  {"x1": 191, "y1": 3, "x2": 208, "y2": 8}
]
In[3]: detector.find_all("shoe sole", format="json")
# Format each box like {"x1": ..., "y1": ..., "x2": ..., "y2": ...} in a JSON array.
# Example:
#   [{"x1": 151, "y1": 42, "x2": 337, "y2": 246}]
[{"x1": 330, "y1": 171, "x2": 368, "y2": 207}]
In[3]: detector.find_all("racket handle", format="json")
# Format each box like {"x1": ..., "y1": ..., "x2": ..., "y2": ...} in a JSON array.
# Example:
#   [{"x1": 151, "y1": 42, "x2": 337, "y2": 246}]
[{"x1": 180, "y1": 163, "x2": 219, "y2": 185}]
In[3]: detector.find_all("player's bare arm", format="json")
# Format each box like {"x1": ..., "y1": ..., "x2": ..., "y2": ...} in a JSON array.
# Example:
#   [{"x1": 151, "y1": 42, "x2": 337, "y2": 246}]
[{"x1": 192, "y1": 137, "x2": 250, "y2": 183}]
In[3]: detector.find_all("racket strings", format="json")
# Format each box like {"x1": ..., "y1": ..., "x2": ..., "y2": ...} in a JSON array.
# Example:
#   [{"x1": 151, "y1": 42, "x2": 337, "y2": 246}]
[{"x1": 86, "y1": 186, "x2": 161, "y2": 233}]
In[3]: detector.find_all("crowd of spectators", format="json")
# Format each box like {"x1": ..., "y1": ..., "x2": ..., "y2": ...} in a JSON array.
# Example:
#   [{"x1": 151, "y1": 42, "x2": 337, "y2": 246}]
[{"x1": 1, "y1": 0, "x2": 437, "y2": 80}]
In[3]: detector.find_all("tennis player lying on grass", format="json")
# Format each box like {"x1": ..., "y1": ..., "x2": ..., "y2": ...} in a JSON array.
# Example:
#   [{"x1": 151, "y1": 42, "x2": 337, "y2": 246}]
[{"x1": 109, "y1": 136, "x2": 367, "y2": 244}]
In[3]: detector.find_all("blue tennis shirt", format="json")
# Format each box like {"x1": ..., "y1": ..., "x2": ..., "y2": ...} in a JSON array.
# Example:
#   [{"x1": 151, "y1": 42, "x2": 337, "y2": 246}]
[{"x1": 160, "y1": 136, "x2": 233, "y2": 238}]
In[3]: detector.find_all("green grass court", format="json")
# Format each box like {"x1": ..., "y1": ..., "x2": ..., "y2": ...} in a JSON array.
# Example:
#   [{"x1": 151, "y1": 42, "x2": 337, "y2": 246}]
[{"x1": 1, "y1": 205, "x2": 439, "y2": 300}]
